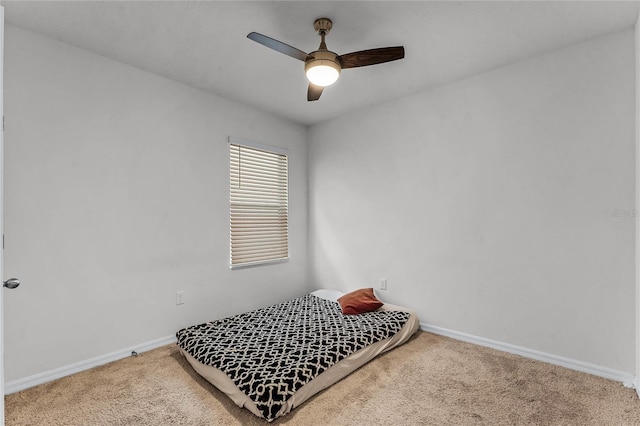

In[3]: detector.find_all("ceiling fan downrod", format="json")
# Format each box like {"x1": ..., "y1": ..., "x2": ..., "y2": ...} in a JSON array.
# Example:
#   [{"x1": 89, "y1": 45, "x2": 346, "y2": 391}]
[{"x1": 314, "y1": 18, "x2": 332, "y2": 51}]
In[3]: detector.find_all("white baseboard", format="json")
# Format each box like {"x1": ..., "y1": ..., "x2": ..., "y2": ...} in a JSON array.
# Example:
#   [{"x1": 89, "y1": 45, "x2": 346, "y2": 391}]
[
  {"x1": 7, "y1": 326, "x2": 635, "y2": 394},
  {"x1": 4, "y1": 335, "x2": 177, "y2": 394},
  {"x1": 421, "y1": 323, "x2": 636, "y2": 388}
]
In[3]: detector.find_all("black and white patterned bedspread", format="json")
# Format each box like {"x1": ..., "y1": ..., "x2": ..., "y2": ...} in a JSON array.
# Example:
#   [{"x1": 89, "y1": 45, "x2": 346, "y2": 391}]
[{"x1": 176, "y1": 294, "x2": 410, "y2": 421}]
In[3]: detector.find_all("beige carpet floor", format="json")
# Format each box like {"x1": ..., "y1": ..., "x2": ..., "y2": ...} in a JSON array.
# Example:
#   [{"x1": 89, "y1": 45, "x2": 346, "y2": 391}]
[{"x1": 6, "y1": 331, "x2": 640, "y2": 425}]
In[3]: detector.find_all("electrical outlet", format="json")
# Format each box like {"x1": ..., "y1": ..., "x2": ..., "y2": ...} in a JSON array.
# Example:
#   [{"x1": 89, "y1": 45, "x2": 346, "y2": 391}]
[
  {"x1": 380, "y1": 278, "x2": 387, "y2": 290},
  {"x1": 176, "y1": 290, "x2": 185, "y2": 305}
]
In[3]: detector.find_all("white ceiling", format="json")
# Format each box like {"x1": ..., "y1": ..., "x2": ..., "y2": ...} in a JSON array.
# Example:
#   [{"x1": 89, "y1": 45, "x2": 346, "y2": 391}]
[{"x1": 2, "y1": 1, "x2": 639, "y2": 126}]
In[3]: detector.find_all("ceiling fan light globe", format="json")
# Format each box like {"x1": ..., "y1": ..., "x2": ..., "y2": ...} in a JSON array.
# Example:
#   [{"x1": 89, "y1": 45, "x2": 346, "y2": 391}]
[
  {"x1": 306, "y1": 65, "x2": 339, "y2": 86},
  {"x1": 305, "y1": 59, "x2": 340, "y2": 87}
]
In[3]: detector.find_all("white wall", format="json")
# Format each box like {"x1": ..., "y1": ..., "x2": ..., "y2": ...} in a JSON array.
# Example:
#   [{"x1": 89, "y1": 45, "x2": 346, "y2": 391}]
[
  {"x1": 3, "y1": 25, "x2": 307, "y2": 382},
  {"x1": 308, "y1": 30, "x2": 636, "y2": 374}
]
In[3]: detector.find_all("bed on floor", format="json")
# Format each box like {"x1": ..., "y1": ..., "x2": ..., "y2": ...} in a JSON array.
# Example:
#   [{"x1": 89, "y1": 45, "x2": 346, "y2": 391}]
[{"x1": 176, "y1": 288, "x2": 419, "y2": 422}]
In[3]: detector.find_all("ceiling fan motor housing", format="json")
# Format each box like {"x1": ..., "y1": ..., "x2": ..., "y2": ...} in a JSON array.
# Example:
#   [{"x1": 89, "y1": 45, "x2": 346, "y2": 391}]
[{"x1": 305, "y1": 50, "x2": 341, "y2": 72}]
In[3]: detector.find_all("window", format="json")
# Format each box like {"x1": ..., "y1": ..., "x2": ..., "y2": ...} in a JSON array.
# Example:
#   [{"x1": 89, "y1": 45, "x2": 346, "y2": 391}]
[{"x1": 229, "y1": 138, "x2": 288, "y2": 268}]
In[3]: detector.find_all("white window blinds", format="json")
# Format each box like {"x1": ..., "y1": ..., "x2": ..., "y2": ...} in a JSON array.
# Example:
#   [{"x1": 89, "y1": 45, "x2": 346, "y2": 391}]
[{"x1": 230, "y1": 141, "x2": 289, "y2": 267}]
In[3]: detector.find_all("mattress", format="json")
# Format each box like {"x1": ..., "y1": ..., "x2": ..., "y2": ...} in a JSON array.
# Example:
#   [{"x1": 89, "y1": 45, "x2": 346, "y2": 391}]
[{"x1": 177, "y1": 289, "x2": 419, "y2": 421}]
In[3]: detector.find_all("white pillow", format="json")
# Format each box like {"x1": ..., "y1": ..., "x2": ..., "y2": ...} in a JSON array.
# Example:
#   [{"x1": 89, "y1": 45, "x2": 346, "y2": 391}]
[{"x1": 310, "y1": 289, "x2": 344, "y2": 302}]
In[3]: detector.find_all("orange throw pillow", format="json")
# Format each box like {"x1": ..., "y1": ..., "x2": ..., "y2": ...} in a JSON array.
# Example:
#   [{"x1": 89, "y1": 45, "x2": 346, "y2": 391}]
[{"x1": 337, "y1": 288, "x2": 383, "y2": 315}]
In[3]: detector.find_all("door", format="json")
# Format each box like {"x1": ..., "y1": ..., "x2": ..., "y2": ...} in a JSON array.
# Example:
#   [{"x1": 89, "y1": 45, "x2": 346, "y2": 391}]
[
  {"x1": 0, "y1": 6, "x2": 5, "y2": 424},
  {"x1": 636, "y1": 11, "x2": 640, "y2": 398}
]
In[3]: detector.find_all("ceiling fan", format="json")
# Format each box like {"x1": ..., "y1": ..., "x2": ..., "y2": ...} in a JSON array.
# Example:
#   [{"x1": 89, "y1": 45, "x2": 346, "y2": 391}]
[{"x1": 247, "y1": 18, "x2": 405, "y2": 102}]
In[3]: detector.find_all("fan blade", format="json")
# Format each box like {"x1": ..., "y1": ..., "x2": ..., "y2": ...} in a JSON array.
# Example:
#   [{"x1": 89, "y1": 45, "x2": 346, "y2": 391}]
[
  {"x1": 247, "y1": 32, "x2": 309, "y2": 61},
  {"x1": 307, "y1": 84, "x2": 323, "y2": 101},
  {"x1": 338, "y1": 46, "x2": 405, "y2": 69}
]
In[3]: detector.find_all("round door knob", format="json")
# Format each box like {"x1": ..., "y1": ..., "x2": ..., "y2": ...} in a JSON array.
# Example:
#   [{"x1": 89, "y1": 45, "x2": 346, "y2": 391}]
[{"x1": 3, "y1": 278, "x2": 20, "y2": 289}]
